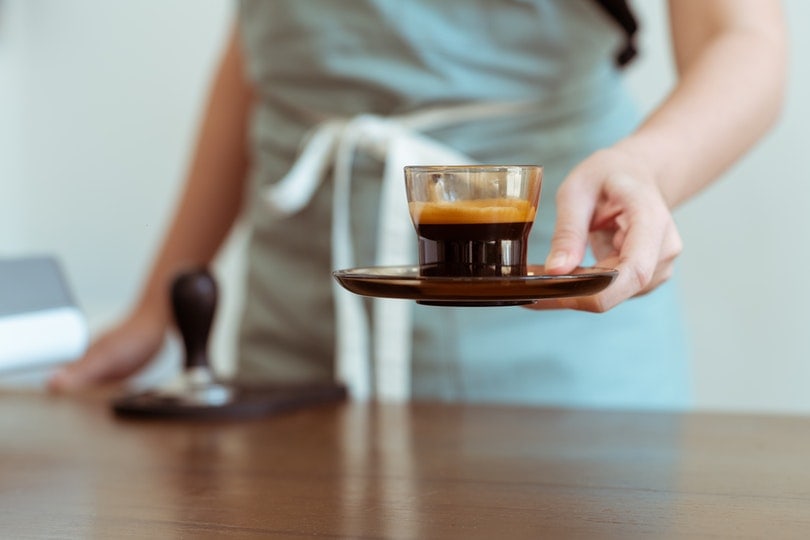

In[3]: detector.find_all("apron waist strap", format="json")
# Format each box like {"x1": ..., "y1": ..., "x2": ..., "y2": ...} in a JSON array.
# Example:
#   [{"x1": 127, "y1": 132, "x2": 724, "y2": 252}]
[{"x1": 262, "y1": 100, "x2": 541, "y2": 401}]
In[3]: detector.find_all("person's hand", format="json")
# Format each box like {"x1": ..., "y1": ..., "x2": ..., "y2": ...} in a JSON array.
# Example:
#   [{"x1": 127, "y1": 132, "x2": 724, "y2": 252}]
[
  {"x1": 47, "y1": 308, "x2": 168, "y2": 393},
  {"x1": 528, "y1": 145, "x2": 682, "y2": 312}
]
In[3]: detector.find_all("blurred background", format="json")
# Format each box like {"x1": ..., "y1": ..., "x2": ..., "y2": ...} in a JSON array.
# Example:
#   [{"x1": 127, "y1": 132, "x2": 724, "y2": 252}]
[{"x1": 1, "y1": 0, "x2": 808, "y2": 412}]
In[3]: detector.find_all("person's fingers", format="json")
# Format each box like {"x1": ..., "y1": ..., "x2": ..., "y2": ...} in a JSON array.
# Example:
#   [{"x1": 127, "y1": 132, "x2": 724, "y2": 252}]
[
  {"x1": 47, "y1": 322, "x2": 165, "y2": 393},
  {"x1": 544, "y1": 176, "x2": 598, "y2": 275},
  {"x1": 631, "y1": 219, "x2": 682, "y2": 296},
  {"x1": 580, "y1": 183, "x2": 677, "y2": 309},
  {"x1": 48, "y1": 340, "x2": 134, "y2": 393},
  {"x1": 527, "y1": 254, "x2": 623, "y2": 312},
  {"x1": 47, "y1": 346, "x2": 117, "y2": 393},
  {"x1": 527, "y1": 217, "x2": 682, "y2": 313}
]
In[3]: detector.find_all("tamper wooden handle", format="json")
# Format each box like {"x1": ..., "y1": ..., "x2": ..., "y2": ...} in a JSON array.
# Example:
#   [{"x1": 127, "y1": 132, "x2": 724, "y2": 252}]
[{"x1": 171, "y1": 268, "x2": 217, "y2": 370}]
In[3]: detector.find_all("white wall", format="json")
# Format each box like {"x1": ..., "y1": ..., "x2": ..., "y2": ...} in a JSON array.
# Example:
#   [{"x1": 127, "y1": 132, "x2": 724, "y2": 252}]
[
  {"x1": 0, "y1": 0, "x2": 238, "y2": 384},
  {"x1": 1, "y1": 0, "x2": 808, "y2": 412},
  {"x1": 0, "y1": 0, "x2": 26, "y2": 253}
]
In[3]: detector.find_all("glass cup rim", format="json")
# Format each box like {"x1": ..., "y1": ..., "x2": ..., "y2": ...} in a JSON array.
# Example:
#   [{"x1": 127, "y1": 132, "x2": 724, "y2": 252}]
[{"x1": 404, "y1": 164, "x2": 542, "y2": 174}]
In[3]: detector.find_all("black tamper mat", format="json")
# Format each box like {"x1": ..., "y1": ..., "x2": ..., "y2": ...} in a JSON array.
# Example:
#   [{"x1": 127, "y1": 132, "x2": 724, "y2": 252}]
[{"x1": 112, "y1": 268, "x2": 346, "y2": 420}]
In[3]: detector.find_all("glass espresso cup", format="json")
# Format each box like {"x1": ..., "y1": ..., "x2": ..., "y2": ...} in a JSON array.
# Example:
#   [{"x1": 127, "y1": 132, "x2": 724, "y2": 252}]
[{"x1": 404, "y1": 165, "x2": 543, "y2": 280}]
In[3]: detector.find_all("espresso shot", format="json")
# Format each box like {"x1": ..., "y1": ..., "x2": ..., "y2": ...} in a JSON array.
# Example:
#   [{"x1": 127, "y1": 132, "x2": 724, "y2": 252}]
[
  {"x1": 410, "y1": 198, "x2": 536, "y2": 278},
  {"x1": 332, "y1": 165, "x2": 612, "y2": 309},
  {"x1": 404, "y1": 165, "x2": 543, "y2": 306}
]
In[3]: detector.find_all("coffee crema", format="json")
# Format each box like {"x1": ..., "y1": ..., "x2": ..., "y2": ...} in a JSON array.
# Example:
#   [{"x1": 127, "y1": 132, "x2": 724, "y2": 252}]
[
  {"x1": 409, "y1": 198, "x2": 537, "y2": 279},
  {"x1": 408, "y1": 198, "x2": 536, "y2": 225}
]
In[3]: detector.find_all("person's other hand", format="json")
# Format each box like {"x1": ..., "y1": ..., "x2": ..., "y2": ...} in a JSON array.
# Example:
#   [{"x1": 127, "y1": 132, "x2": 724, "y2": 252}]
[
  {"x1": 528, "y1": 145, "x2": 682, "y2": 312},
  {"x1": 47, "y1": 309, "x2": 167, "y2": 393}
]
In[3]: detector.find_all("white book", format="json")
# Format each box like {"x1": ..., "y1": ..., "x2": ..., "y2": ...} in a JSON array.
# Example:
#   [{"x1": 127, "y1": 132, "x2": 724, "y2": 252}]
[{"x1": 0, "y1": 256, "x2": 88, "y2": 373}]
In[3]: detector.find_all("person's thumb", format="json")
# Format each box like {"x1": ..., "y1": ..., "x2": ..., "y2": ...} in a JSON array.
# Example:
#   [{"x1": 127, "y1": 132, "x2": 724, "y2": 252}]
[{"x1": 544, "y1": 181, "x2": 595, "y2": 274}]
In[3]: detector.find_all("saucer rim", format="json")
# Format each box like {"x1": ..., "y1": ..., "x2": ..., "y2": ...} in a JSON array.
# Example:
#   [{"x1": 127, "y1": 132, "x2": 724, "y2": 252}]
[
  {"x1": 332, "y1": 264, "x2": 618, "y2": 302},
  {"x1": 332, "y1": 264, "x2": 618, "y2": 282}
]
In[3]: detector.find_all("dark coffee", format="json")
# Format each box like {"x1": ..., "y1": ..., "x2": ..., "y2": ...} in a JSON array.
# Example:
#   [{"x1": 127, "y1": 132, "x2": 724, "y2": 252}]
[
  {"x1": 408, "y1": 198, "x2": 537, "y2": 278},
  {"x1": 416, "y1": 222, "x2": 532, "y2": 277}
]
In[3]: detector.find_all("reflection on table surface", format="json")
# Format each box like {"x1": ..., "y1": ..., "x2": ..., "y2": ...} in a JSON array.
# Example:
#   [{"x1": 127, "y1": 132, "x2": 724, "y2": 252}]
[{"x1": 2, "y1": 391, "x2": 810, "y2": 538}]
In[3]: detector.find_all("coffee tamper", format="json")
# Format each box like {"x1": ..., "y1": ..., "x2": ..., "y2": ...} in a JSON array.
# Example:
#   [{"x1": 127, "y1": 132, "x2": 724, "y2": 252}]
[{"x1": 112, "y1": 268, "x2": 346, "y2": 419}]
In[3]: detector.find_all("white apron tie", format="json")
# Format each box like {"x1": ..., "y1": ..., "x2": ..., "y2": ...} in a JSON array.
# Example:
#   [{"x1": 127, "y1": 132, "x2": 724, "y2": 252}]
[{"x1": 262, "y1": 101, "x2": 540, "y2": 401}]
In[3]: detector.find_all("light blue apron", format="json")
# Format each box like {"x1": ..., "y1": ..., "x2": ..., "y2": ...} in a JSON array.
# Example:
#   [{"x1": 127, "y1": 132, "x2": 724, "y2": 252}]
[{"x1": 236, "y1": 0, "x2": 691, "y2": 410}]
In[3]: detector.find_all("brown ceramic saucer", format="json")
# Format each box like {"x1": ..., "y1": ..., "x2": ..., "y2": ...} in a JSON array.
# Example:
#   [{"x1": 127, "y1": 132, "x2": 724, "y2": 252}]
[{"x1": 332, "y1": 265, "x2": 618, "y2": 307}]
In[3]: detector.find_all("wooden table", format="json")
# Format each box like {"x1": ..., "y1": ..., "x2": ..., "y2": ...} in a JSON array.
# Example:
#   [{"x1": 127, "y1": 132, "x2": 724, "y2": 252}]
[{"x1": 2, "y1": 391, "x2": 810, "y2": 539}]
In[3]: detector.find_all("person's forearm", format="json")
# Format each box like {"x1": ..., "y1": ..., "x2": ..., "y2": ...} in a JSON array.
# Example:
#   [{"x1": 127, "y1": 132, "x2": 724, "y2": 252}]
[
  {"x1": 136, "y1": 28, "x2": 252, "y2": 322},
  {"x1": 616, "y1": 0, "x2": 787, "y2": 208}
]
